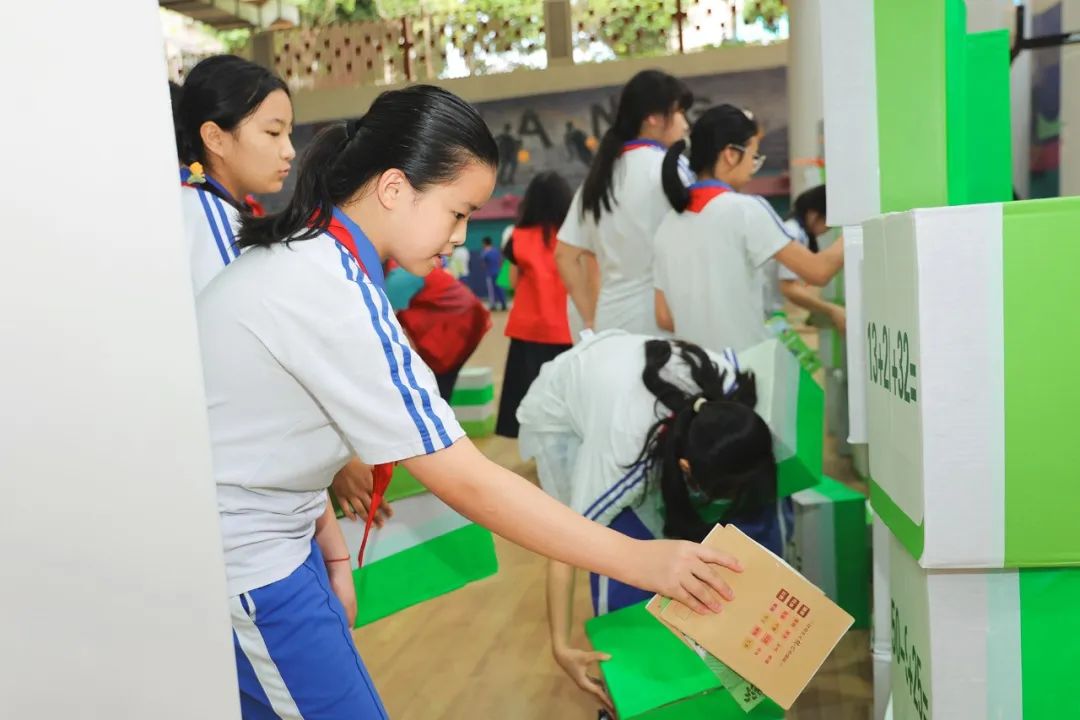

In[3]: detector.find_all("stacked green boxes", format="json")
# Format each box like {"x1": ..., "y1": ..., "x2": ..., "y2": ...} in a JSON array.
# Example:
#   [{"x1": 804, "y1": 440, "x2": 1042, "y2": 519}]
[
  {"x1": 862, "y1": 178, "x2": 1080, "y2": 720},
  {"x1": 586, "y1": 602, "x2": 785, "y2": 720},
  {"x1": 821, "y1": 1, "x2": 1045, "y2": 716},
  {"x1": 874, "y1": 0, "x2": 1012, "y2": 215},
  {"x1": 451, "y1": 366, "x2": 496, "y2": 438},
  {"x1": 787, "y1": 477, "x2": 869, "y2": 629}
]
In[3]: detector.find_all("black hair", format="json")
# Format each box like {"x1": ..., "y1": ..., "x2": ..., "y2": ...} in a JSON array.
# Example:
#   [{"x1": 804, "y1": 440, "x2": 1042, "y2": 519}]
[
  {"x1": 516, "y1": 171, "x2": 573, "y2": 246},
  {"x1": 581, "y1": 70, "x2": 693, "y2": 222},
  {"x1": 174, "y1": 55, "x2": 289, "y2": 168},
  {"x1": 661, "y1": 104, "x2": 759, "y2": 213},
  {"x1": 238, "y1": 85, "x2": 498, "y2": 249},
  {"x1": 168, "y1": 81, "x2": 184, "y2": 164},
  {"x1": 632, "y1": 340, "x2": 776, "y2": 542},
  {"x1": 482, "y1": 236, "x2": 494, "y2": 246},
  {"x1": 792, "y1": 184, "x2": 827, "y2": 253}
]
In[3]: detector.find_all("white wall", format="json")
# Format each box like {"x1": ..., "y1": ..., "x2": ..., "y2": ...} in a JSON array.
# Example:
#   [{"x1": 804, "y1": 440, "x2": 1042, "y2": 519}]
[
  {"x1": 966, "y1": 0, "x2": 1016, "y2": 32},
  {"x1": 0, "y1": 1, "x2": 239, "y2": 717}
]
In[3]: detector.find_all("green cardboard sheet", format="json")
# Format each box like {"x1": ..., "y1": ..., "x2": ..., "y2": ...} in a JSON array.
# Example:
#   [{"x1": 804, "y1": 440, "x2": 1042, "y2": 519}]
[
  {"x1": 585, "y1": 602, "x2": 784, "y2": 720},
  {"x1": 354, "y1": 523, "x2": 498, "y2": 626}
]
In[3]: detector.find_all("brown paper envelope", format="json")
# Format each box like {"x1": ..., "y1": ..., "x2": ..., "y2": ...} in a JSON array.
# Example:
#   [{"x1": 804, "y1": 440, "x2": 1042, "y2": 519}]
[{"x1": 659, "y1": 524, "x2": 853, "y2": 709}]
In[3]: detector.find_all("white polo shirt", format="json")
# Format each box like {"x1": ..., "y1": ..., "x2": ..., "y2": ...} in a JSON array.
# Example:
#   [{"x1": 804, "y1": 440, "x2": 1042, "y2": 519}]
[
  {"x1": 558, "y1": 141, "x2": 691, "y2": 336},
  {"x1": 197, "y1": 208, "x2": 463, "y2": 596},
  {"x1": 653, "y1": 181, "x2": 797, "y2": 354},
  {"x1": 762, "y1": 219, "x2": 809, "y2": 315},
  {"x1": 180, "y1": 171, "x2": 243, "y2": 296},
  {"x1": 517, "y1": 330, "x2": 737, "y2": 529}
]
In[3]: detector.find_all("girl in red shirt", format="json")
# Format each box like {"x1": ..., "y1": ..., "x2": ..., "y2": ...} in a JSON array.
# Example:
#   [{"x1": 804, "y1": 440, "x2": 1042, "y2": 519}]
[{"x1": 496, "y1": 172, "x2": 575, "y2": 437}]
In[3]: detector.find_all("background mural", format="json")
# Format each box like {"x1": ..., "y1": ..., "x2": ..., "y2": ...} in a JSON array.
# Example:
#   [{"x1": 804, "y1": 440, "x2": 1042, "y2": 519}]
[{"x1": 269, "y1": 65, "x2": 789, "y2": 217}]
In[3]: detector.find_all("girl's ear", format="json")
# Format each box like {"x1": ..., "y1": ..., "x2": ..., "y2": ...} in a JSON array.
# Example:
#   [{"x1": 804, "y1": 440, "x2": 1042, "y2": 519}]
[
  {"x1": 678, "y1": 458, "x2": 691, "y2": 476},
  {"x1": 374, "y1": 168, "x2": 408, "y2": 211},
  {"x1": 199, "y1": 120, "x2": 227, "y2": 161}
]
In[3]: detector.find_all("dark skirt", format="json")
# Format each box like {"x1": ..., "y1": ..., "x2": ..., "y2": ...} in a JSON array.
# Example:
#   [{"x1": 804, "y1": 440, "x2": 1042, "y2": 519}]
[{"x1": 495, "y1": 338, "x2": 572, "y2": 438}]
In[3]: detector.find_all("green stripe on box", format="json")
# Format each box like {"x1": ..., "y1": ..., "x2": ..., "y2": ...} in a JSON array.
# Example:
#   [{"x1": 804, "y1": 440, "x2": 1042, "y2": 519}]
[
  {"x1": 777, "y1": 366, "x2": 823, "y2": 497},
  {"x1": 812, "y1": 475, "x2": 864, "y2": 503},
  {"x1": 869, "y1": 475, "x2": 924, "y2": 563},
  {"x1": 1003, "y1": 198, "x2": 1080, "y2": 566},
  {"x1": 875, "y1": 0, "x2": 949, "y2": 213},
  {"x1": 1019, "y1": 568, "x2": 1080, "y2": 718},
  {"x1": 460, "y1": 415, "x2": 496, "y2": 438},
  {"x1": 353, "y1": 523, "x2": 498, "y2": 627},
  {"x1": 585, "y1": 603, "x2": 784, "y2": 720},
  {"x1": 825, "y1": 478, "x2": 870, "y2": 629},
  {"x1": 450, "y1": 385, "x2": 494, "y2": 406},
  {"x1": 943, "y1": 0, "x2": 968, "y2": 206},
  {"x1": 958, "y1": 30, "x2": 1012, "y2": 205}
]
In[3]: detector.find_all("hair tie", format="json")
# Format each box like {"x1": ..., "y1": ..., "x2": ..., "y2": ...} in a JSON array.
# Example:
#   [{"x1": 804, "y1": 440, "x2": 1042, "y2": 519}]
[
  {"x1": 341, "y1": 117, "x2": 364, "y2": 150},
  {"x1": 693, "y1": 396, "x2": 707, "y2": 414}
]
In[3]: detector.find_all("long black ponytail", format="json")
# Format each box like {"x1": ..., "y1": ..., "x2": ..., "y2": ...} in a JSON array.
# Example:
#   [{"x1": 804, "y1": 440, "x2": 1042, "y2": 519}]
[
  {"x1": 631, "y1": 340, "x2": 776, "y2": 542},
  {"x1": 238, "y1": 85, "x2": 498, "y2": 249},
  {"x1": 661, "y1": 104, "x2": 759, "y2": 213},
  {"x1": 581, "y1": 70, "x2": 692, "y2": 222}
]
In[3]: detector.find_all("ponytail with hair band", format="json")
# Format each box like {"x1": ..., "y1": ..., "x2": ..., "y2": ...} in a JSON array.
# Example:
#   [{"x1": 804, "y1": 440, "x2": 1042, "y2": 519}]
[{"x1": 631, "y1": 339, "x2": 775, "y2": 542}]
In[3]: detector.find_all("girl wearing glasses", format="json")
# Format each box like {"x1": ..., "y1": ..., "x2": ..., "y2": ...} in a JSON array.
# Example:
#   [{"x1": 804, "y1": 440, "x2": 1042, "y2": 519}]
[{"x1": 653, "y1": 105, "x2": 844, "y2": 353}]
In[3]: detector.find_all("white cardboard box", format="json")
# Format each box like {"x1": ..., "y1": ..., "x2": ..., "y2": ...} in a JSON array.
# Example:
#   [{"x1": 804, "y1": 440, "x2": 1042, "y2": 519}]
[{"x1": 862, "y1": 200, "x2": 1080, "y2": 568}]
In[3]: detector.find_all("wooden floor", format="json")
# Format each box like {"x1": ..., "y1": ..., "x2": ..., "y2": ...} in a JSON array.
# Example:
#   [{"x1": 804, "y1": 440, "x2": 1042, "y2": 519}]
[{"x1": 354, "y1": 312, "x2": 873, "y2": 719}]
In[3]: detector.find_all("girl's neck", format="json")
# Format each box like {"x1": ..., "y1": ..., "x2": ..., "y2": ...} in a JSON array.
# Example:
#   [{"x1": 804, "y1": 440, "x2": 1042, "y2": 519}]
[
  {"x1": 700, "y1": 168, "x2": 740, "y2": 190},
  {"x1": 204, "y1": 161, "x2": 244, "y2": 203},
  {"x1": 339, "y1": 193, "x2": 391, "y2": 260},
  {"x1": 636, "y1": 125, "x2": 667, "y2": 147}
]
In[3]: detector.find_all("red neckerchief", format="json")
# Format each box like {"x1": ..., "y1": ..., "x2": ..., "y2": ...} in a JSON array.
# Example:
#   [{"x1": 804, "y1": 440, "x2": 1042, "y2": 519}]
[
  {"x1": 311, "y1": 211, "x2": 393, "y2": 567},
  {"x1": 686, "y1": 180, "x2": 733, "y2": 213}
]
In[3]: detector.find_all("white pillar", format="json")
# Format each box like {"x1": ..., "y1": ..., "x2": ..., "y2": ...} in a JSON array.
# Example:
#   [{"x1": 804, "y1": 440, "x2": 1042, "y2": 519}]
[
  {"x1": 544, "y1": 0, "x2": 575, "y2": 67},
  {"x1": 0, "y1": 2, "x2": 239, "y2": 717},
  {"x1": 787, "y1": 0, "x2": 825, "y2": 200},
  {"x1": 819, "y1": 0, "x2": 880, "y2": 226},
  {"x1": 1011, "y1": 3, "x2": 1034, "y2": 199},
  {"x1": 1061, "y1": 0, "x2": 1080, "y2": 196}
]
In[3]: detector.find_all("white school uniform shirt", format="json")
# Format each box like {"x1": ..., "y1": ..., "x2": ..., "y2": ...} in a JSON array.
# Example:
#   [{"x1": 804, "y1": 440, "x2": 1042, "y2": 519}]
[
  {"x1": 557, "y1": 141, "x2": 692, "y2": 336},
  {"x1": 558, "y1": 188, "x2": 594, "y2": 342},
  {"x1": 179, "y1": 170, "x2": 243, "y2": 295},
  {"x1": 762, "y1": 219, "x2": 809, "y2": 315},
  {"x1": 197, "y1": 208, "x2": 463, "y2": 596},
  {"x1": 653, "y1": 181, "x2": 798, "y2": 354},
  {"x1": 516, "y1": 329, "x2": 737, "y2": 530}
]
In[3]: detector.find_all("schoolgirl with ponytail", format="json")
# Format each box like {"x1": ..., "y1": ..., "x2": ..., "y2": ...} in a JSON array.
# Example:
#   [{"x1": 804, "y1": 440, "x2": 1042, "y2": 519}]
[
  {"x1": 764, "y1": 184, "x2": 848, "y2": 331},
  {"x1": 173, "y1": 55, "x2": 294, "y2": 295},
  {"x1": 555, "y1": 70, "x2": 692, "y2": 336},
  {"x1": 197, "y1": 85, "x2": 739, "y2": 718},
  {"x1": 517, "y1": 330, "x2": 784, "y2": 712},
  {"x1": 652, "y1": 104, "x2": 845, "y2": 353}
]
